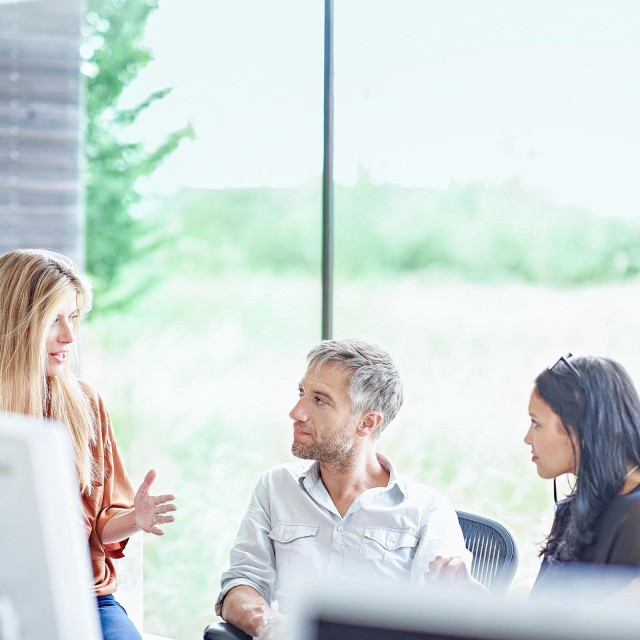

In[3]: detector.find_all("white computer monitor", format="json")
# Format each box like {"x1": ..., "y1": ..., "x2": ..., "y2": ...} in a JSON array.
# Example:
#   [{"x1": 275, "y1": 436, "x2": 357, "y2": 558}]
[
  {"x1": 292, "y1": 576, "x2": 640, "y2": 640},
  {"x1": 0, "y1": 413, "x2": 102, "y2": 640}
]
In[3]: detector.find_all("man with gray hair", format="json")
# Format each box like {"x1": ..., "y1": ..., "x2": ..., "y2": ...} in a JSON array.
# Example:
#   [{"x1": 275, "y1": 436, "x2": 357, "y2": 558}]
[{"x1": 216, "y1": 338, "x2": 470, "y2": 639}]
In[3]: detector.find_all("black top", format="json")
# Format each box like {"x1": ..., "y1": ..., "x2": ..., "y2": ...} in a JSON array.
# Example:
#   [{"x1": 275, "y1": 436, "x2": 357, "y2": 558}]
[{"x1": 532, "y1": 484, "x2": 640, "y2": 595}]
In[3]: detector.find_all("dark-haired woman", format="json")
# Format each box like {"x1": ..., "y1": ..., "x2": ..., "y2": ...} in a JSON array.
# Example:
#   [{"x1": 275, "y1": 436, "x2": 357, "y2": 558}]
[
  {"x1": 526, "y1": 354, "x2": 640, "y2": 593},
  {"x1": 428, "y1": 354, "x2": 640, "y2": 593}
]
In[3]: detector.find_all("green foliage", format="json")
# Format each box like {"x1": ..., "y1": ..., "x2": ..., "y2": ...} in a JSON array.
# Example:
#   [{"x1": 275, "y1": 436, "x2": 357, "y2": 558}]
[
  {"x1": 162, "y1": 186, "x2": 321, "y2": 274},
  {"x1": 334, "y1": 179, "x2": 640, "y2": 283},
  {"x1": 83, "y1": 0, "x2": 194, "y2": 299},
  {"x1": 164, "y1": 178, "x2": 640, "y2": 286}
]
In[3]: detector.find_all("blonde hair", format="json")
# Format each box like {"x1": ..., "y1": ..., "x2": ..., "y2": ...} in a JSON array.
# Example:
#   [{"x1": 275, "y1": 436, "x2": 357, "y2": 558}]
[{"x1": 0, "y1": 248, "x2": 97, "y2": 493}]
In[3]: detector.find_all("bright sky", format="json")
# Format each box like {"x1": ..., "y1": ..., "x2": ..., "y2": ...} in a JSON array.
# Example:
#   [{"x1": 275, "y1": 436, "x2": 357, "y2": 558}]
[{"x1": 128, "y1": 0, "x2": 640, "y2": 218}]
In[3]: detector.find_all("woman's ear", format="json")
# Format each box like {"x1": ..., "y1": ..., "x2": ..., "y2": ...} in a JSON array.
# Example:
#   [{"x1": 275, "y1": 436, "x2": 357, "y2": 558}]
[{"x1": 568, "y1": 427, "x2": 581, "y2": 474}]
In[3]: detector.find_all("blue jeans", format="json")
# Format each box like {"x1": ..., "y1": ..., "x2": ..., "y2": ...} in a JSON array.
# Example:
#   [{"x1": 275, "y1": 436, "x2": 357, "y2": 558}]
[{"x1": 96, "y1": 594, "x2": 142, "y2": 640}]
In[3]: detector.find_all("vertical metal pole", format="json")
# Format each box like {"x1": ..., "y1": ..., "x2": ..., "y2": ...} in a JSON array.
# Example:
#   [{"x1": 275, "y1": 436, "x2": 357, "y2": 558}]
[{"x1": 322, "y1": 0, "x2": 334, "y2": 340}]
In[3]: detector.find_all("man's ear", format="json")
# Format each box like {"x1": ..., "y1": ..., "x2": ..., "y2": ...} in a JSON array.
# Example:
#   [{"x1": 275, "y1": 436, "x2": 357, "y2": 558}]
[{"x1": 357, "y1": 412, "x2": 383, "y2": 437}]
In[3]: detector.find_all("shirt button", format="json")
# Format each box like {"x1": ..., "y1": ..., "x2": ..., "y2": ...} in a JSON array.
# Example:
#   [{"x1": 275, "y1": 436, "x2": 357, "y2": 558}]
[{"x1": 337, "y1": 525, "x2": 344, "y2": 532}]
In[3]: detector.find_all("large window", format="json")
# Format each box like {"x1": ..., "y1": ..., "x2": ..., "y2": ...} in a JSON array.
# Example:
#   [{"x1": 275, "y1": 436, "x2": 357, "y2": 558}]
[
  {"x1": 329, "y1": 0, "x2": 640, "y2": 599},
  {"x1": 82, "y1": 2, "x2": 640, "y2": 638}
]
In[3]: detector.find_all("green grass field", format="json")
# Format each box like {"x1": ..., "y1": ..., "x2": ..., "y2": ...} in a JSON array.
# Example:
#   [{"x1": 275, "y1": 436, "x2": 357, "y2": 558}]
[{"x1": 81, "y1": 272, "x2": 640, "y2": 639}]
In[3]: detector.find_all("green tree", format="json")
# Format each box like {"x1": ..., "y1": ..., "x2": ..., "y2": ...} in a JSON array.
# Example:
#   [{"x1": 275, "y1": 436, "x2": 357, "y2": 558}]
[{"x1": 82, "y1": 0, "x2": 194, "y2": 302}]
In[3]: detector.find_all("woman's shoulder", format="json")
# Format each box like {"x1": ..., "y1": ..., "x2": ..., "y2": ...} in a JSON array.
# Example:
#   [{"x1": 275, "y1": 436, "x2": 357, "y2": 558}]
[
  {"x1": 78, "y1": 379, "x2": 97, "y2": 397},
  {"x1": 77, "y1": 379, "x2": 104, "y2": 403},
  {"x1": 616, "y1": 483, "x2": 640, "y2": 509},
  {"x1": 601, "y1": 485, "x2": 640, "y2": 527},
  {"x1": 77, "y1": 380, "x2": 109, "y2": 421}
]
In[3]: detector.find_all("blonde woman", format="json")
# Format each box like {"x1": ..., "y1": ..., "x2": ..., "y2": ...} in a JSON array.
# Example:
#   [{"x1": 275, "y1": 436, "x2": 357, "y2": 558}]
[{"x1": 0, "y1": 248, "x2": 176, "y2": 640}]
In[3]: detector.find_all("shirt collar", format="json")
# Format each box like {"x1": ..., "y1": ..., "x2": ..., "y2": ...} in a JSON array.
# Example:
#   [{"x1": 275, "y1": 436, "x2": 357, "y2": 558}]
[{"x1": 297, "y1": 452, "x2": 408, "y2": 499}]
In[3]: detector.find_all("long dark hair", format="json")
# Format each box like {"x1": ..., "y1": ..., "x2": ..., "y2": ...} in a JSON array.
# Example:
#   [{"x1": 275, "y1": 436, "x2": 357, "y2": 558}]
[{"x1": 536, "y1": 356, "x2": 640, "y2": 561}]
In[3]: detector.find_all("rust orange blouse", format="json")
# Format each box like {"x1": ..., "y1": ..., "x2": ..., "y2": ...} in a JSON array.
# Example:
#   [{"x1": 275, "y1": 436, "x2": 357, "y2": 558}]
[{"x1": 80, "y1": 383, "x2": 135, "y2": 596}]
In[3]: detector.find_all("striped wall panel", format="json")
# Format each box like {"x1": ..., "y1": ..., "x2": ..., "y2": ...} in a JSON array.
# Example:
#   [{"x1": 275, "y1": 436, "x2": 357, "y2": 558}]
[{"x1": 0, "y1": 0, "x2": 84, "y2": 265}]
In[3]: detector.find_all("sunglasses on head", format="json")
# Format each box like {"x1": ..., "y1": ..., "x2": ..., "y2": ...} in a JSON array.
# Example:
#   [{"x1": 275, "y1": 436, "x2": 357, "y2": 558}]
[{"x1": 548, "y1": 352, "x2": 581, "y2": 379}]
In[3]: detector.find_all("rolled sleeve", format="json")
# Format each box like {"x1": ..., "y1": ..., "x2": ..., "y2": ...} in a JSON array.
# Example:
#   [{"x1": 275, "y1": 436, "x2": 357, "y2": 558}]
[
  {"x1": 216, "y1": 474, "x2": 277, "y2": 614},
  {"x1": 93, "y1": 412, "x2": 135, "y2": 559},
  {"x1": 79, "y1": 382, "x2": 135, "y2": 595},
  {"x1": 411, "y1": 492, "x2": 471, "y2": 583}
]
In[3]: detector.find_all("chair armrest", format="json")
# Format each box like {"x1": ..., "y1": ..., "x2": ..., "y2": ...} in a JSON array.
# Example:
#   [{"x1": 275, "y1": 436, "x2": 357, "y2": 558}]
[{"x1": 203, "y1": 622, "x2": 252, "y2": 640}]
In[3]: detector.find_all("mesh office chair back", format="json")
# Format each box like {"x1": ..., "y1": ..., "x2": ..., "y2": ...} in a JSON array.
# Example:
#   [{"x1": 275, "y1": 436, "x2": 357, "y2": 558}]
[{"x1": 455, "y1": 510, "x2": 518, "y2": 595}]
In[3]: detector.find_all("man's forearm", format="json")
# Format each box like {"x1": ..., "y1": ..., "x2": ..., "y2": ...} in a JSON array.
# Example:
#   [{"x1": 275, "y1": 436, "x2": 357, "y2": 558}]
[{"x1": 221, "y1": 585, "x2": 280, "y2": 638}]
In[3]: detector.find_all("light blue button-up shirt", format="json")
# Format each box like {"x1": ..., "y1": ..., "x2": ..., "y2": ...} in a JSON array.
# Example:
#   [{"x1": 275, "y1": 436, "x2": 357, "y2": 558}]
[{"x1": 216, "y1": 453, "x2": 470, "y2": 614}]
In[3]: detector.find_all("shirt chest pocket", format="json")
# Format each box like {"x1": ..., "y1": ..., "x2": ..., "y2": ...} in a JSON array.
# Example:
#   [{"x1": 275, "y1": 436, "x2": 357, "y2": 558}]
[
  {"x1": 358, "y1": 527, "x2": 419, "y2": 580},
  {"x1": 269, "y1": 523, "x2": 319, "y2": 570}
]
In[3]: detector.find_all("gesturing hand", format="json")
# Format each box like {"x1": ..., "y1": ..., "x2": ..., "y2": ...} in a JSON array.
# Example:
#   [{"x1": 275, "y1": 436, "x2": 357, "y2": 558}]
[{"x1": 134, "y1": 469, "x2": 176, "y2": 535}]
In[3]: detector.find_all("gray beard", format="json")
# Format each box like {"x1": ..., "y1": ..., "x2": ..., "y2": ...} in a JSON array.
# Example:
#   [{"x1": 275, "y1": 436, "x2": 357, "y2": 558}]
[{"x1": 291, "y1": 437, "x2": 357, "y2": 472}]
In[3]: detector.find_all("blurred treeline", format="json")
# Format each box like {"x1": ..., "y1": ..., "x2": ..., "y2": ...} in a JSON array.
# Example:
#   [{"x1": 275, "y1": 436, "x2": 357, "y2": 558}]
[{"x1": 157, "y1": 177, "x2": 640, "y2": 285}]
